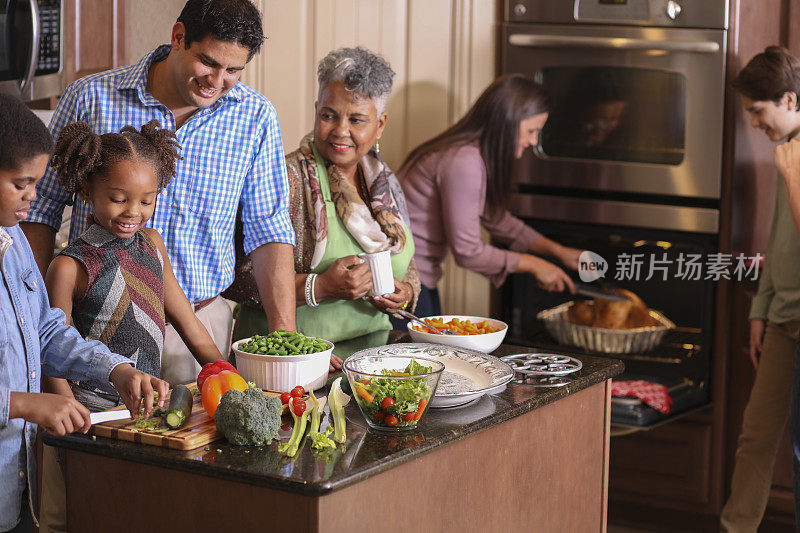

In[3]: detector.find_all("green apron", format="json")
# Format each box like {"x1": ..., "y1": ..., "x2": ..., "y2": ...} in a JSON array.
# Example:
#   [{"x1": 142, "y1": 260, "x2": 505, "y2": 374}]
[{"x1": 237, "y1": 149, "x2": 415, "y2": 359}]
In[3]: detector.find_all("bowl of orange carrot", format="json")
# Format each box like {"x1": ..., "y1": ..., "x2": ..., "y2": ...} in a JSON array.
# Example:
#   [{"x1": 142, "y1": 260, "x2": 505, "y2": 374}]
[{"x1": 407, "y1": 315, "x2": 508, "y2": 353}]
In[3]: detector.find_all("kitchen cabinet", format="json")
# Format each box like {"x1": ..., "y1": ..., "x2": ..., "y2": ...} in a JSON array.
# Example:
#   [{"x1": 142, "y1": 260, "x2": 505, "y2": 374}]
[
  {"x1": 608, "y1": 410, "x2": 725, "y2": 531},
  {"x1": 44, "y1": 349, "x2": 622, "y2": 532},
  {"x1": 63, "y1": 0, "x2": 126, "y2": 84},
  {"x1": 611, "y1": 420, "x2": 714, "y2": 506}
]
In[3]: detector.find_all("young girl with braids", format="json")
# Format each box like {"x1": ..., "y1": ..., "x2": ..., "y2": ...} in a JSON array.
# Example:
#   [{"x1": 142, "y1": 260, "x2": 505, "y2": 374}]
[
  {"x1": 38, "y1": 119, "x2": 225, "y2": 533},
  {"x1": 44, "y1": 119, "x2": 224, "y2": 409}
]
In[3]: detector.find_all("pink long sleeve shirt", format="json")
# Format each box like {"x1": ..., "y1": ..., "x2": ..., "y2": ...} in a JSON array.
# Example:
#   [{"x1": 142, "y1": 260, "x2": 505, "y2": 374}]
[{"x1": 398, "y1": 142, "x2": 542, "y2": 289}]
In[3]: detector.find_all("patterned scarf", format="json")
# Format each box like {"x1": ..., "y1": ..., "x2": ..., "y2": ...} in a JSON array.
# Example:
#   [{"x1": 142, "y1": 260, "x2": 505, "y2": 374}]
[{"x1": 297, "y1": 135, "x2": 407, "y2": 269}]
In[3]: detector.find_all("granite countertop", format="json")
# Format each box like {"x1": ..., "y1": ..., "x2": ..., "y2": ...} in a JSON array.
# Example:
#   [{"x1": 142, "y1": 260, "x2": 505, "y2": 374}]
[{"x1": 44, "y1": 345, "x2": 623, "y2": 496}]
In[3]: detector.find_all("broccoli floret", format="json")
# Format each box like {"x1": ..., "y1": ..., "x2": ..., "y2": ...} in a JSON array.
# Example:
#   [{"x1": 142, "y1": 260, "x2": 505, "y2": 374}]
[{"x1": 214, "y1": 387, "x2": 282, "y2": 446}]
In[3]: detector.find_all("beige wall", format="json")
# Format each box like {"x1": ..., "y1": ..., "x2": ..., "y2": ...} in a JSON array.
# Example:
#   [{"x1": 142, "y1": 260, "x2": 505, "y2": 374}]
[
  {"x1": 125, "y1": 0, "x2": 496, "y2": 317},
  {"x1": 125, "y1": 0, "x2": 184, "y2": 61},
  {"x1": 245, "y1": 0, "x2": 494, "y2": 169}
]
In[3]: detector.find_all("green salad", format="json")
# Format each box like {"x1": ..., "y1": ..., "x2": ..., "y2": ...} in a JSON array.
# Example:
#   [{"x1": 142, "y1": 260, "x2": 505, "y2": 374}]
[{"x1": 354, "y1": 359, "x2": 433, "y2": 428}]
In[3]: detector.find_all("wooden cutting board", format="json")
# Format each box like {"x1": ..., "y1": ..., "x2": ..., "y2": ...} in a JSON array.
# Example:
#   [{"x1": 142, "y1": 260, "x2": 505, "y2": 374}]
[{"x1": 88, "y1": 382, "x2": 289, "y2": 451}]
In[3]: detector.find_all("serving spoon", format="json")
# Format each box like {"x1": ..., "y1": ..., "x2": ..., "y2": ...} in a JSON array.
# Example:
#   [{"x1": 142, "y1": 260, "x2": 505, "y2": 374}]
[{"x1": 397, "y1": 309, "x2": 458, "y2": 335}]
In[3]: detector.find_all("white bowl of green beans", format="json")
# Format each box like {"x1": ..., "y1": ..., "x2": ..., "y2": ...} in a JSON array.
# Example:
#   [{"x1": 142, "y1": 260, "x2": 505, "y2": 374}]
[{"x1": 232, "y1": 331, "x2": 334, "y2": 392}]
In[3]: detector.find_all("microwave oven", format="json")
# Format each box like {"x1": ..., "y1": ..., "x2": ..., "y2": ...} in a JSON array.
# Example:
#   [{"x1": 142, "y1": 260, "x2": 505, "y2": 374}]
[{"x1": 0, "y1": 0, "x2": 64, "y2": 101}]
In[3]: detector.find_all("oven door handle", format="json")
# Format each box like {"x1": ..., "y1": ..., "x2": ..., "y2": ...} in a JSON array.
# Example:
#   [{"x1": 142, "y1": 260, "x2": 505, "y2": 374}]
[
  {"x1": 508, "y1": 34, "x2": 719, "y2": 54},
  {"x1": 19, "y1": 0, "x2": 41, "y2": 94}
]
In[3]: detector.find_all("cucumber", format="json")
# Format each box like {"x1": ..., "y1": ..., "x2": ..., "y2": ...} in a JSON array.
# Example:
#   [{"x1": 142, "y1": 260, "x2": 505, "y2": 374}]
[{"x1": 165, "y1": 384, "x2": 193, "y2": 429}]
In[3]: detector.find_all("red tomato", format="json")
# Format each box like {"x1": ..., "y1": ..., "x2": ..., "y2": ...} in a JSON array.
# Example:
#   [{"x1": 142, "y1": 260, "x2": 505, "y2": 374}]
[
  {"x1": 401, "y1": 412, "x2": 416, "y2": 422},
  {"x1": 279, "y1": 392, "x2": 291, "y2": 405},
  {"x1": 201, "y1": 370, "x2": 248, "y2": 419},
  {"x1": 373, "y1": 410, "x2": 386, "y2": 421},
  {"x1": 380, "y1": 397, "x2": 395, "y2": 410},
  {"x1": 384, "y1": 415, "x2": 398, "y2": 427},
  {"x1": 292, "y1": 398, "x2": 306, "y2": 416},
  {"x1": 290, "y1": 386, "x2": 305, "y2": 398}
]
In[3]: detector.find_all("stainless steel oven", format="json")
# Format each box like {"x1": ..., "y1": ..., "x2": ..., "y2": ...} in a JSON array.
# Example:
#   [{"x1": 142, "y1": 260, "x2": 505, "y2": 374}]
[
  {"x1": 500, "y1": 0, "x2": 729, "y2": 427},
  {"x1": 502, "y1": 220, "x2": 716, "y2": 427},
  {"x1": 502, "y1": 0, "x2": 728, "y2": 234},
  {"x1": 0, "y1": 0, "x2": 64, "y2": 101}
]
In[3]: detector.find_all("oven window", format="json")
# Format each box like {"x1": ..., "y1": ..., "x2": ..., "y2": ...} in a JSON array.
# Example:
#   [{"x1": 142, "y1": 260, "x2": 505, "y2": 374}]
[{"x1": 538, "y1": 67, "x2": 686, "y2": 165}]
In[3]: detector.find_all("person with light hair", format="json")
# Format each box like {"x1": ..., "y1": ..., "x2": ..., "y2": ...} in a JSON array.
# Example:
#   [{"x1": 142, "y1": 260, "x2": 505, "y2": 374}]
[{"x1": 226, "y1": 47, "x2": 420, "y2": 359}]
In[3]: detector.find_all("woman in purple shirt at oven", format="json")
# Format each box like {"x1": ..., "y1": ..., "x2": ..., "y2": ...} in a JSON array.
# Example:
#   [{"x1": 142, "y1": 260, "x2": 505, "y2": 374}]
[{"x1": 398, "y1": 74, "x2": 582, "y2": 316}]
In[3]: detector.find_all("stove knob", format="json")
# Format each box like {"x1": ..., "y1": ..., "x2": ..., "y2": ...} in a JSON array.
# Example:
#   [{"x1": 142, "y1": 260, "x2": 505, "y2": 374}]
[
  {"x1": 513, "y1": 3, "x2": 527, "y2": 17},
  {"x1": 665, "y1": 0, "x2": 682, "y2": 20}
]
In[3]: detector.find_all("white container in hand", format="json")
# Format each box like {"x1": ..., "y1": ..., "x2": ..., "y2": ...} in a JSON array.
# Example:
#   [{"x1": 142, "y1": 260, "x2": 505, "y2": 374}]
[{"x1": 359, "y1": 250, "x2": 395, "y2": 296}]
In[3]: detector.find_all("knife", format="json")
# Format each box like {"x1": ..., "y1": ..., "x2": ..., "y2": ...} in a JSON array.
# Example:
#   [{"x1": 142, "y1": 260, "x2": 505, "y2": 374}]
[
  {"x1": 573, "y1": 282, "x2": 629, "y2": 302},
  {"x1": 90, "y1": 409, "x2": 132, "y2": 425}
]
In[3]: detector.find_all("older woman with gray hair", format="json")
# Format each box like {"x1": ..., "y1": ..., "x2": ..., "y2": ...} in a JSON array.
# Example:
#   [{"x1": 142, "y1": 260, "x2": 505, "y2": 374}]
[{"x1": 227, "y1": 46, "x2": 420, "y2": 360}]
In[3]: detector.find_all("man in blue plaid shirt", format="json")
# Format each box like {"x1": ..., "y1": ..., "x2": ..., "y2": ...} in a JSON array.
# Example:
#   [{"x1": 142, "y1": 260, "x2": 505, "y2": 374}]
[
  {"x1": 22, "y1": 0, "x2": 299, "y2": 387},
  {"x1": 30, "y1": 2, "x2": 309, "y2": 531}
]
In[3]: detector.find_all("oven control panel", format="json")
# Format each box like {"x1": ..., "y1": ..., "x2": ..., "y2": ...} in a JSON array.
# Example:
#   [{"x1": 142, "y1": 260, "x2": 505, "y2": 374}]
[
  {"x1": 578, "y1": 0, "x2": 651, "y2": 22},
  {"x1": 505, "y1": 0, "x2": 728, "y2": 29}
]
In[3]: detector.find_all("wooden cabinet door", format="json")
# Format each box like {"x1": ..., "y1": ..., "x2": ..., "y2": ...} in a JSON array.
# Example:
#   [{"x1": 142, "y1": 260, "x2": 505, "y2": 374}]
[
  {"x1": 610, "y1": 419, "x2": 714, "y2": 507},
  {"x1": 63, "y1": 0, "x2": 126, "y2": 84}
]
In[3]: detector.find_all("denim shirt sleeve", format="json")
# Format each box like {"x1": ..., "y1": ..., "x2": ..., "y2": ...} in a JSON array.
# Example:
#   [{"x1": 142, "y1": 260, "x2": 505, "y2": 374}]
[
  {"x1": 16, "y1": 228, "x2": 132, "y2": 391},
  {"x1": 38, "y1": 304, "x2": 132, "y2": 393},
  {"x1": 0, "y1": 388, "x2": 10, "y2": 429}
]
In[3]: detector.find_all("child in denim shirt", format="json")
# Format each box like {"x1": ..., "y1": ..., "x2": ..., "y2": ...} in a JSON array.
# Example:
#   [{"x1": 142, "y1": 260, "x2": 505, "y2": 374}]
[{"x1": 0, "y1": 94, "x2": 168, "y2": 533}]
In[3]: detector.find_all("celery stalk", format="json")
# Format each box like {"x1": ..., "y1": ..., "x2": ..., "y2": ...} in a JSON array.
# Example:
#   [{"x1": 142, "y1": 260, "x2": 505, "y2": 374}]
[
  {"x1": 308, "y1": 391, "x2": 327, "y2": 438},
  {"x1": 279, "y1": 400, "x2": 311, "y2": 457},
  {"x1": 328, "y1": 377, "x2": 351, "y2": 443}
]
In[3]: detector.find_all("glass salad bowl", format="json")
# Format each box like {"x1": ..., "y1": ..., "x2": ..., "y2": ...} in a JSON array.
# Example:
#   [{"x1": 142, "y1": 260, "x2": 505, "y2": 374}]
[{"x1": 343, "y1": 354, "x2": 445, "y2": 431}]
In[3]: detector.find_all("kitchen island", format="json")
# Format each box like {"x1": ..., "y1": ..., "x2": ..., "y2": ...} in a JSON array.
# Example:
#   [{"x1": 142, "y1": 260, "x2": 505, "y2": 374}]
[{"x1": 44, "y1": 346, "x2": 623, "y2": 533}]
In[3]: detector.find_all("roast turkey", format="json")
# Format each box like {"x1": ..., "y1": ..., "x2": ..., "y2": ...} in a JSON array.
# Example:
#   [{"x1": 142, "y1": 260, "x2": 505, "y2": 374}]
[{"x1": 566, "y1": 289, "x2": 659, "y2": 329}]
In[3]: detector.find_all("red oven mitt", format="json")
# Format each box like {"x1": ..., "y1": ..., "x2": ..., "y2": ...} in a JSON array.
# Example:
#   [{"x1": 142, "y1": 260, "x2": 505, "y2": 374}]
[{"x1": 611, "y1": 380, "x2": 673, "y2": 414}]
